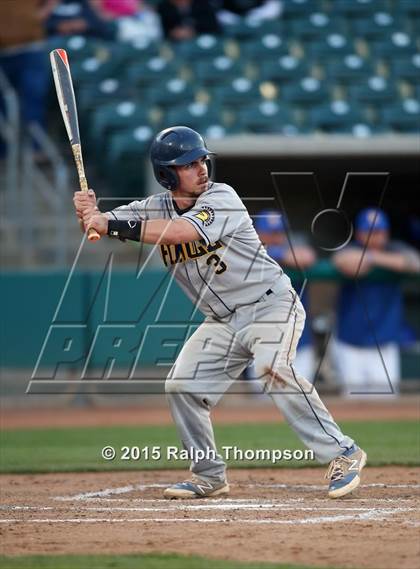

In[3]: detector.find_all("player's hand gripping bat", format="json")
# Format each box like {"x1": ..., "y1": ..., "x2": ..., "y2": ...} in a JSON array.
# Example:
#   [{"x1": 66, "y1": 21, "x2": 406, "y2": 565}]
[{"x1": 50, "y1": 48, "x2": 100, "y2": 241}]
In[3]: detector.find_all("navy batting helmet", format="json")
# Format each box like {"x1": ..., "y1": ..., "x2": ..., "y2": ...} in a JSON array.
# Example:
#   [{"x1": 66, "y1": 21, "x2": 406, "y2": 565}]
[{"x1": 150, "y1": 126, "x2": 215, "y2": 191}]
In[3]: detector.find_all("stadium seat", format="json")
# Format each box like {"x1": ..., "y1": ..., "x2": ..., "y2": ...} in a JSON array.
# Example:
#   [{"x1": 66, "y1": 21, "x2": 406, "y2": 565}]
[
  {"x1": 211, "y1": 77, "x2": 265, "y2": 107},
  {"x1": 331, "y1": 0, "x2": 389, "y2": 17},
  {"x1": 395, "y1": 0, "x2": 420, "y2": 16},
  {"x1": 165, "y1": 102, "x2": 225, "y2": 131},
  {"x1": 370, "y1": 32, "x2": 417, "y2": 57},
  {"x1": 70, "y1": 55, "x2": 123, "y2": 84},
  {"x1": 308, "y1": 100, "x2": 367, "y2": 132},
  {"x1": 282, "y1": 0, "x2": 324, "y2": 20},
  {"x1": 223, "y1": 16, "x2": 283, "y2": 38},
  {"x1": 325, "y1": 54, "x2": 374, "y2": 83},
  {"x1": 78, "y1": 78, "x2": 134, "y2": 115},
  {"x1": 48, "y1": 35, "x2": 100, "y2": 62},
  {"x1": 290, "y1": 12, "x2": 347, "y2": 39},
  {"x1": 240, "y1": 33, "x2": 289, "y2": 61},
  {"x1": 280, "y1": 77, "x2": 329, "y2": 105},
  {"x1": 174, "y1": 35, "x2": 226, "y2": 61},
  {"x1": 106, "y1": 126, "x2": 155, "y2": 194},
  {"x1": 145, "y1": 79, "x2": 196, "y2": 109},
  {"x1": 117, "y1": 37, "x2": 160, "y2": 63},
  {"x1": 89, "y1": 101, "x2": 157, "y2": 157},
  {"x1": 236, "y1": 100, "x2": 298, "y2": 134},
  {"x1": 348, "y1": 76, "x2": 397, "y2": 103},
  {"x1": 124, "y1": 57, "x2": 181, "y2": 88},
  {"x1": 380, "y1": 99, "x2": 420, "y2": 133},
  {"x1": 202, "y1": 123, "x2": 243, "y2": 139},
  {"x1": 192, "y1": 56, "x2": 244, "y2": 86},
  {"x1": 259, "y1": 55, "x2": 309, "y2": 84},
  {"x1": 306, "y1": 33, "x2": 355, "y2": 58},
  {"x1": 390, "y1": 54, "x2": 420, "y2": 81},
  {"x1": 352, "y1": 11, "x2": 406, "y2": 38}
]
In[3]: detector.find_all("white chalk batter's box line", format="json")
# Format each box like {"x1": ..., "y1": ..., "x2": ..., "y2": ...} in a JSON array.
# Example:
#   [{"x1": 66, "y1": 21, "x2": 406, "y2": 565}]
[
  {"x1": 1, "y1": 504, "x2": 419, "y2": 513},
  {"x1": 1, "y1": 511, "x2": 418, "y2": 526},
  {"x1": 60, "y1": 497, "x2": 419, "y2": 504},
  {"x1": 54, "y1": 482, "x2": 420, "y2": 502}
]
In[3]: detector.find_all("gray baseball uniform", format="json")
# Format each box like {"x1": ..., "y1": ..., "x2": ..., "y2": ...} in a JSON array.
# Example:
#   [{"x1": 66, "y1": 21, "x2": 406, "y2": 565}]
[{"x1": 108, "y1": 182, "x2": 354, "y2": 482}]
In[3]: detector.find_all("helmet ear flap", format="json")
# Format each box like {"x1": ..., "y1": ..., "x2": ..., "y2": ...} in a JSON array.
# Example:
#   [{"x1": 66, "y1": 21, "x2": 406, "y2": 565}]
[
  {"x1": 154, "y1": 165, "x2": 179, "y2": 191},
  {"x1": 205, "y1": 157, "x2": 213, "y2": 180}
]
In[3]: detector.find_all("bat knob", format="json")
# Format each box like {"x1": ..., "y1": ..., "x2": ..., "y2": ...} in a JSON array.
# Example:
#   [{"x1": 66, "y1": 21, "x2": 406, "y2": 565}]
[{"x1": 87, "y1": 228, "x2": 101, "y2": 242}]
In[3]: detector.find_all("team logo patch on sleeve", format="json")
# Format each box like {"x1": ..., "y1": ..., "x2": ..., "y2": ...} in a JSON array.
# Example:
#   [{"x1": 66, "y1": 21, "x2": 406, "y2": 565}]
[{"x1": 194, "y1": 206, "x2": 215, "y2": 226}]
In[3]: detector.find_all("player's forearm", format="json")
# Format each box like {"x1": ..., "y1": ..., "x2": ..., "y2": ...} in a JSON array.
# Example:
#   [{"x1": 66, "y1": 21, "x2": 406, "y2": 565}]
[
  {"x1": 370, "y1": 251, "x2": 420, "y2": 273},
  {"x1": 142, "y1": 219, "x2": 200, "y2": 244}
]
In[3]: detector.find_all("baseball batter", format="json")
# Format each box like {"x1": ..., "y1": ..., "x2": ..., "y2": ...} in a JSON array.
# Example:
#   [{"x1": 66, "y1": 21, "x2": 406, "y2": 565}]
[{"x1": 74, "y1": 126, "x2": 366, "y2": 499}]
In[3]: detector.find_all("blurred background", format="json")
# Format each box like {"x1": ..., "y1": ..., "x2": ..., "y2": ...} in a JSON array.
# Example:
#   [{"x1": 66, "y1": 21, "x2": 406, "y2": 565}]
[{"x1": 1, "y1": 0, "x2": 419, "y2": 411}]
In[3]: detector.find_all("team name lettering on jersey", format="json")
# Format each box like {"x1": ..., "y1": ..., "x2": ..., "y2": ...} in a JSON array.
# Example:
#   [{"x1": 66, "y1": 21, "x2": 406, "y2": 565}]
[{"x1": 160, "y1": 239, "x2": 224, "y2": 266}]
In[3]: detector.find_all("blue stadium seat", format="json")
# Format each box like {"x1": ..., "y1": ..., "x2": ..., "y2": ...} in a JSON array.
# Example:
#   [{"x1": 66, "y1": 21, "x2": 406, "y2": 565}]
[
  {"x1": 390, "y1": 54, "x2": 420, "y2": 81},
  {"x1": 124, "y1": 57, "x2": 181, "y2": 87},
  {"x1": 145, "y1": 79, "x2": 196, "y2": 109},
  {"x1": 48, "y1": 35, "x2": 100, "y2": 62},
  {"x1": 282, "y1": 0, "x2": 323, "y2": 20},
  {"x1": 211, "y1": 77, "x2": 264, "y2": 107},
  {"x1": 165, "y1": 102, "x2": 225, "y2": 131},
  {"x1": 308, "y1": 100, "x2": 367, "y2": 132},
  {"x1": 192, "y1": 56, "x2": 244, "y2": 86},
  {"x1": 89, "y1": 101, "x2": 156, "y2": 157},
  {"x1": 380, "y1": 99, "x2": 420, "y2": 133},
  {"x1": 236, "y1": 100, "x2": 298, "y2": 134},
  {"x1": 325, "y1": 54, "x2": 374, "y2": 83},
  {"x1": 106, "y1": 126, "x2": 155, "y2": 193},
  {"x1": 240, "y1": 33, "x2": 289, "y2": 60},
  {"x1": 395, "y1": 0, "x2": 420, "y2": 16},
  {"x1": 280, "y1": 77, "x2": 329, "y2": 105},
  {"x1": 78, "y1": 78, "x2": 134, "y2": 115},
  {"x1": 331, "y1": 0, "x2": 389, "y2": 17},
  {"x1": 174, "y1": 35, "x2": 226, "y2": 61},
  {"x1": 306, "y1": 33, "x2": 355, "y2": 58},
  {"x1": 259, "y1": 55, "x2": 309, "y2": 84},
  {"x1": 70, "y1": 55, "x2": 123, "y2": 84},
  {"x1": 370, "y1": 32, "x2": 417, "y2": 57},
  {"x1": 351, "y1": 12, "x2": 405, "y2": 38},
  {"x1": 348, "y1": 76, "x2": 397, "y2": 103},
  {"x1": 290, "y1": 12, "x2": 347, "y2": 39}
]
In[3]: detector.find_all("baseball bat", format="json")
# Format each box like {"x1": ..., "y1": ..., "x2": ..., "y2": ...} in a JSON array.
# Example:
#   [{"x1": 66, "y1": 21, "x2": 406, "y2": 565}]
[{"x1": 50, "y1": 48, "x2": 100, "y2": 242}]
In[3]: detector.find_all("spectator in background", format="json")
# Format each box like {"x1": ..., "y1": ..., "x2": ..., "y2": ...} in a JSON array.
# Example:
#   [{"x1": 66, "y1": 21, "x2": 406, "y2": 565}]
[
  {"x1": 331, "y1": 208, "x2": 420, "y2": 398},
  {"x1": 251, "y1": 209, "x2": 318, "y2": 383},
  {"x1": 98, "y1": 0, "x2": 162, "y2": 43},
  {"x1": 46, "y1": 0, "x2": 116, "y2": 40},
  {"x1": 0, "y1": 0, "x2": 56, "y2": 155},
  {"x1": 158, "y1": 0, "x2": 220, "y2": 41},
  {"x1": 216, "y1": 0, "x2": 282, "y2": 27}
]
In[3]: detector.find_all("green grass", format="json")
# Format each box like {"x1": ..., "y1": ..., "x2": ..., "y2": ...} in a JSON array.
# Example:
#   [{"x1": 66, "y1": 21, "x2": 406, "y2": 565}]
[
  {"x1": 0, "y1": 554, "x2": 344, "y2": 569},
  {"x1": 0, "y1": 421, "x2": 418, "y2": 474}
]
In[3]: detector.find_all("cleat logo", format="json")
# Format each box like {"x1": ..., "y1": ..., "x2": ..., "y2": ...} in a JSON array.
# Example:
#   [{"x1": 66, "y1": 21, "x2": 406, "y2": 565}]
[
  {"x1": 196, "y1": 480, "x2": 213, "y2": 494},
  {"x1": 349, "y1": 459, "x2": 359, "y2": 471}
]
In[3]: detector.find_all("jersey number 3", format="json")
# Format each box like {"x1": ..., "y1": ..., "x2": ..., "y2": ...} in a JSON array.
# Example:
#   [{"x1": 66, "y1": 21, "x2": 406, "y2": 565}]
[{"x1": 207, "y1": 253, "x2": 227, "y2": 275}]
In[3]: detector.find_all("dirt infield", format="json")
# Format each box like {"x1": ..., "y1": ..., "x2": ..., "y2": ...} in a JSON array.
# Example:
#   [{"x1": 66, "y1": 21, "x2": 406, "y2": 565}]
[{"x1": 1, "y1": 467, "x2": 419, "y2": 569}]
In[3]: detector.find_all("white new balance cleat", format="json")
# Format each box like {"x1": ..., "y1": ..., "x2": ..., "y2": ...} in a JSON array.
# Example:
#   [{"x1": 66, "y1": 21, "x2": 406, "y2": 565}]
[
  {"x1": 326, "y1": 445, "x2": 367, "y2": 498},
  {"x1": 164, "y1": 474, "x2": 230, "y2": 499}
]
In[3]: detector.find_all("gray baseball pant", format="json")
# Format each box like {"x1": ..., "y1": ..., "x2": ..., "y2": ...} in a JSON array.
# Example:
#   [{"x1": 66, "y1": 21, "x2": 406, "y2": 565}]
[{"x1": 165, "y1": 287, "x2": 354, "y2": 483}]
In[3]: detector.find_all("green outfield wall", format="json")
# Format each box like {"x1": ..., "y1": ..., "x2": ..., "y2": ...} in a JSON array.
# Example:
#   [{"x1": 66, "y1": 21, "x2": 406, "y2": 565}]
[{"x1": 1, "y1": 266, "x2": 418, "y2": 375}]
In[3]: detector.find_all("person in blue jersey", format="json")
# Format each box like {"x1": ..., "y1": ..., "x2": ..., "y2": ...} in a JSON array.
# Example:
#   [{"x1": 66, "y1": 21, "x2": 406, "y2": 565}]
[
  {"x1": 253, "y1": 209, "x2": 317, "y2": 383},
  {"x1": 332, "y1": 208, "x2": 420, "y2": 397}
]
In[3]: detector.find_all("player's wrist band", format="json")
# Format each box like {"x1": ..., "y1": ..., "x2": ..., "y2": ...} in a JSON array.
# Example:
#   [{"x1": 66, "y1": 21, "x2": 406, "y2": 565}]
[{"x1": 107, "y1": 219, "x2": 142, "y2": 242}]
